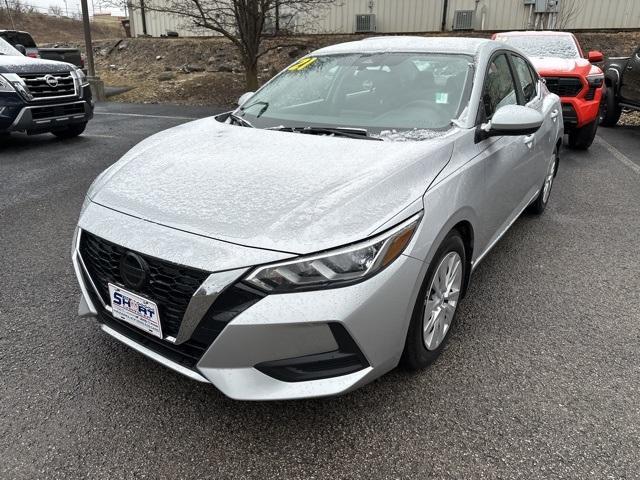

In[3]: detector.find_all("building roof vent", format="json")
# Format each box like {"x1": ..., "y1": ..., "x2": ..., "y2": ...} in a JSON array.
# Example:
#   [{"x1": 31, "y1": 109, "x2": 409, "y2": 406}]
[
  {"x1": 355, "y1": 14, "x2": 376, "y2": 33},
  {"x1": 453, "y1": 10, "x2": 474, "y2": 30}
]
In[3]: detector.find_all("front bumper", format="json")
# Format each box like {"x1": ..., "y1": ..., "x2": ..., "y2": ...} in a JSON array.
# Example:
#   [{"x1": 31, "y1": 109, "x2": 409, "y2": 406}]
[
  {"x1": 0, "y1": 85, "x2": 93, "y2": 134},
  {"x1": 73, "y1": 203, "x2": 423, "y2": 400},
  {"x1": 559, "y1": 88, "x2": 603, "y2": 129}
]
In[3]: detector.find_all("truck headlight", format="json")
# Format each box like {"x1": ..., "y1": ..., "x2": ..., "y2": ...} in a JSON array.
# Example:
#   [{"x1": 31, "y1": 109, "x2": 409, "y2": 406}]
[
  {"x1": 587, "y1": 73, "x2": 604, "y2": 88},
  {"x1": 244, "y1": 213, "x2": 422, "y2": 293},
  {"x1": 73, "y1": 68, "x2": 88, "y2": 86},
  {"x1": 0, "y1": 74, "x2": 16, "y2": 93}
]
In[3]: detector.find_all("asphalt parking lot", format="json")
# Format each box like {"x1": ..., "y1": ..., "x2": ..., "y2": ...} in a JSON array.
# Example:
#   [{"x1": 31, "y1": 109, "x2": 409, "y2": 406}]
[{"x1": 1, "y1": 102, "x2": 639, "y2": 479}]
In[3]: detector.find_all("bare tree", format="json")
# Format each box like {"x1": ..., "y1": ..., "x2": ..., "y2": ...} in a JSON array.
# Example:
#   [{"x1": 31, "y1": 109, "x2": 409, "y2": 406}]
[
  {"x1": 553, "y1": 0, "x2": 581, "y2": 30},
  {"x1": 131, "y1": 0, "x2": 336, "y2": 90},
  {"x1": 48, "y1": 4, "x2": 64, "y2": 15}
]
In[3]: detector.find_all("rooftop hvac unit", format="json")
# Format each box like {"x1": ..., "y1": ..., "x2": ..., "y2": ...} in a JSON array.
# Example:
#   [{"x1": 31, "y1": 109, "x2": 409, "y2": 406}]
[
  {"x1": 453, "y1": 10, "x2": 474, "y2": 30},
  {"x1": 524, "y1": 0, "x2": 535, "y2": 5},
  {"x1": 355, "y1": 14, "x2": 376, "y2": 33},
  {"x1": 535, "y1": 0, "x2": 560, "y2": 12}
]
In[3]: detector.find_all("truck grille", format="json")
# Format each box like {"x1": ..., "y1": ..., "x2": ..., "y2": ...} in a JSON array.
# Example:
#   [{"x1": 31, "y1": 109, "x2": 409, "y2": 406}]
[
  {"x1": 19, "y1": 72, "x2": 76, "y2": 100},
  {"x1": 543, "y1": 76, "x2": 583, "y2": 97}
]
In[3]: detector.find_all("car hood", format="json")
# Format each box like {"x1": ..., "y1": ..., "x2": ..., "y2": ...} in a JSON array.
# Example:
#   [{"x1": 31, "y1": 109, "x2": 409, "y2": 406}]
[
  {"x1": 0, "y1": 54, "x2": 74, "y2": 74},
  {"x1": 90, "y1": 117, "x2": 456, "y2": 254},
  {"x1": 529, "y1": 56, "x2": 595, "y2": 76}
]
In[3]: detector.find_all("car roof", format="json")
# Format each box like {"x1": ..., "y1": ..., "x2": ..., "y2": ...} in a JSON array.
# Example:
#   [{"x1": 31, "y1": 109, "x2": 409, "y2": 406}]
[
  {"x1": 495, "y1": 31, "x2": 574, "y2": 37},
  {"x1": 312, "y1": 36, "x2": 495, "y2": 56}
]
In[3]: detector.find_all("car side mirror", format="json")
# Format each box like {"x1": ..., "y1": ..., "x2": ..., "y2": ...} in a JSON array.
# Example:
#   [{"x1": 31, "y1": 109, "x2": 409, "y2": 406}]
[
  {"x1": 588, "y1": 50, "x2": 604, "y2": 63},
  {"x1": 14, "y1": 44, "x2": 27, "y2": 55},
  {"x1": 481, "y1": 105, "x2": 544, "y2": 137},
  {"x1": 237, "y1": 91, "x2": 255, "y2": 106}
]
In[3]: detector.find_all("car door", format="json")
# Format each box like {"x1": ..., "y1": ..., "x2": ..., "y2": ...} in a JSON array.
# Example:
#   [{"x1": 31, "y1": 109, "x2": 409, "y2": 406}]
[
  {"x1": 620, "y1": 47, "x2": 640, "y2": 104},
  {"x1": 476, "y1": 52, "x2": 534, "y2": 242},
  {"x1": 510, "y1": 53, "x2": 556, "y2": 197}
]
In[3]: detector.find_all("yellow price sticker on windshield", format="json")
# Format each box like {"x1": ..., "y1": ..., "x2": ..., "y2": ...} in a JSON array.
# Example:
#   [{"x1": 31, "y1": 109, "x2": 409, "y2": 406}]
[{"x1": 288, "y1": 57, "x2": 317, "y2": 71}]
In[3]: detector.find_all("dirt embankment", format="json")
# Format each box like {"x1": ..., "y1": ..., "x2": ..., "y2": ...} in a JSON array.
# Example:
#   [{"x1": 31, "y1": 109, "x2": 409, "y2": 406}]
[
  {"x1": 92, "y1": 31, "x2": 640, "y2": 109},
  {"x1": 0, "y1": 11, "x2": 124, "y2": 44}
]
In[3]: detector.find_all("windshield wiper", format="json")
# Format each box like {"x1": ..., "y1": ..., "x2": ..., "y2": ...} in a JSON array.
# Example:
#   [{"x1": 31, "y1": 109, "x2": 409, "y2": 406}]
[
  {"x1": 240, "y1": 101, "x2": 269, "y2": 118},
  {"x1": 228, "y1": 112, "x2": 254, "y2": 128},
  {"x1": 268, "y1": 126, "x2": 382, "y2": 141}
]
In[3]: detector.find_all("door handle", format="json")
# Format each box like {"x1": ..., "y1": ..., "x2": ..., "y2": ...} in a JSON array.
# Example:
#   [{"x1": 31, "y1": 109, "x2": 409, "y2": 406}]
[
  {"x1": 524, "y1": 134, "x2": 535, "y2": 148},
  {"x1": 550, "y1": 109, "x2": 559, "y2": 121}
]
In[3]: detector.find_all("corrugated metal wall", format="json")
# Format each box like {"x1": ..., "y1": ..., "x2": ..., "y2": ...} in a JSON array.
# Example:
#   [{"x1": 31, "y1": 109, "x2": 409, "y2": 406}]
[{"x1": 130, "y1": 0, "x2": 640, "y2": 38}]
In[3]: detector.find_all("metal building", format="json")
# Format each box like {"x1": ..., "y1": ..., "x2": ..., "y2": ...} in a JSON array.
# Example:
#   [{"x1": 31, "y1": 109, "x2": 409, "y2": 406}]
[{"x1": 130, "y1": 0, "x2": 640, "y2": 38}]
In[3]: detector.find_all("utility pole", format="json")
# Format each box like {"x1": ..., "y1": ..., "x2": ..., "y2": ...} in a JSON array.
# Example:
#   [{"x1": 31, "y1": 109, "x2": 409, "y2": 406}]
[{"x1": 80, "y1": 0, "x2": 105, "y2": 100}]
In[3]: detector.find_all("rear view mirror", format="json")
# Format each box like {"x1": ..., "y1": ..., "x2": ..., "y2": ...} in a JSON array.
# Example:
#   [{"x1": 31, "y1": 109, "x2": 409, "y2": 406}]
[
  {"x1": 588, "y1": 51, "x2": 604, "y2": 63},
  {"x1": 484, "y1": 105, "x2": 544, "y2": 137},
  {"x1": 14, "y1": 44, "x2": 27, "y2": 56},
  {"x1": 237, "y1": 91, "x2": 255, "y2": 106}
]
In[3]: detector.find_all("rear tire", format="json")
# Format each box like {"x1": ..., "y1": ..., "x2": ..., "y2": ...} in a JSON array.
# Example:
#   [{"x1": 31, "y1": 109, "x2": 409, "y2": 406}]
[
  {"x1": 52, "y1": 122, "x2": 87, "y2": 139},
  {"x1": 599, "y1": 89, "x2": 622, "y2": 127},
  {"x1": 401, "y1": 231, "x2": 466, "y2": 370},
  {"x1": 527, "y1": 147, "x2": 559, "y2": 215},
  {"x1": 567, "y1": 119, "x2": 598, "y2": 150}
]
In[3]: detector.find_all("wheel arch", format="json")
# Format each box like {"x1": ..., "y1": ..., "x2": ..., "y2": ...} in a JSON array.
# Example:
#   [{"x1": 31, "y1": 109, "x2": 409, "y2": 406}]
[{"x1": 450, "y1": 220, "x2": 474, "y2": 298}]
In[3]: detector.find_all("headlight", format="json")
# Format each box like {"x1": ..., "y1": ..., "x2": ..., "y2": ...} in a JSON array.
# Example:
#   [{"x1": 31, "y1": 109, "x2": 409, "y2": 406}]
[
  {"x1": 244, "y1": 213, "x2": 422, "y2": 293},
  {"x1": 587, "y1": 73, "x2": 604, "y2": 88},
  {"x1": 0, "y1": 74, "x2": 16, "y2": 92},
  {"x1": 73, "y1": 68, "x2": 88, "y2": 85}
]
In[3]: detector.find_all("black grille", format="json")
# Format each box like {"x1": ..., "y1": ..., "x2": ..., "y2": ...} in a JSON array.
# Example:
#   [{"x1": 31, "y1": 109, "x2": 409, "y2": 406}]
[
  {"x1": 543, "y1": 76, "x2": 583, "y2": 97},
  {"x1": 79, "y1": 231, "x2": 265, "y2": 369},
  {"x1": 19, "y1": 72, "x2": 76, "y2": 99},
  {"x1": 79, "y1": 231, "x2": 210, "y2": 337},
  {"x1": 31, "y1": 103, "x2": 85, "y2": 120}
]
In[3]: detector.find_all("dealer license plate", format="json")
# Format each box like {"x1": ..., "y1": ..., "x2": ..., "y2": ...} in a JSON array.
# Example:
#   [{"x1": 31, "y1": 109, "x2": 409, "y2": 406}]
[{"x1": 108, "y1": 283, "x2": 163, "y2": 339}]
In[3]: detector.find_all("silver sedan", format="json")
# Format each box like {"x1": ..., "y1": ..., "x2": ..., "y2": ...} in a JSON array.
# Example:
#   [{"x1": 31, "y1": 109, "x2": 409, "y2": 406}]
[{"x1": 72, "y1": 37, "x2": 563, "y2": 400}]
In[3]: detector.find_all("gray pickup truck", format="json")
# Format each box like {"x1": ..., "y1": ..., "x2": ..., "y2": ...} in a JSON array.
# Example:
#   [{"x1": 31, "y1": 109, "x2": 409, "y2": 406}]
[
  {"x1": 601, "y1": 45, "x2": 640, "y2": 126},
  {"x1": 0, "y1": 30, "x2": 84, "y2": 70}
]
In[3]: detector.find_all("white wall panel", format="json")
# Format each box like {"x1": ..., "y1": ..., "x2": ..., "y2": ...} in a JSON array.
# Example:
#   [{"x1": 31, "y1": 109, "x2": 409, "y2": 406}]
[{"x1": 130, "y1": 0, "x2": 640, "y2": 37}]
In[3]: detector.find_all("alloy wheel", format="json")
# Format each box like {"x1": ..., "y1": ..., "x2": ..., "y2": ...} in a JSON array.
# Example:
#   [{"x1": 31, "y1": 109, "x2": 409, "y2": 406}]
[{"x1": 422, "y1": 251, "x2": 462, "y2": 351}]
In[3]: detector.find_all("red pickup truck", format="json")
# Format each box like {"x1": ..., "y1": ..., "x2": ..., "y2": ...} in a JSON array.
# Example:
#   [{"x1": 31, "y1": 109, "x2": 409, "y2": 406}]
[{"x1": 493, "y1": 31, "x2": 605, "y2": 150}]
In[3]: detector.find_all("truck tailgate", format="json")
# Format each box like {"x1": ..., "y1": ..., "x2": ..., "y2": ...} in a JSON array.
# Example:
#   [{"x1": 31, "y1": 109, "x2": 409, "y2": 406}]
[{"x1": 38, "y1": 48, "x2": 83, "y2": 69}]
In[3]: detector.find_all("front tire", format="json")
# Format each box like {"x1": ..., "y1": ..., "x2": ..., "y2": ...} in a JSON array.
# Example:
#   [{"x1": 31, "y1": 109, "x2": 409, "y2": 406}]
[
  {"x1": 567, "y1": 119, "x2": 598, "y2": 150},
  {"x1": 527, "y1": 147, "x2": 559, "y2": 215},
  {"x1": 52, "y1": 122, "x2": 87, "y2": 139},
  {"x1": 599, "y1": 89, "x2": 622, "y2": 127},
  {"x1": 401, "y1": 231, "x2": 466, "y2": 370}
]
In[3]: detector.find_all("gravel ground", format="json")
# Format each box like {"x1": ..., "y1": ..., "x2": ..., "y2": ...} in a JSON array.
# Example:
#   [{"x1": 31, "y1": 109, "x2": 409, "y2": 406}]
[{"x1": 1, "y1": 103, "x2": 639, "y2": 479}]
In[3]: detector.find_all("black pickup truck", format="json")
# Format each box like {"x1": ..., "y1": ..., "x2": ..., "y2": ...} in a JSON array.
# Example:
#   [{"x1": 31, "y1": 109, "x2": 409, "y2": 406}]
[
  {"x1": 0, "y1": 30, "x2": 84, "y2": 70},
  {"x1": 600, "y1": 45, "x2": 640, "y2": 126},
  {"x1": 0, "y1": 37, "x2": 93, "y2": 138}
]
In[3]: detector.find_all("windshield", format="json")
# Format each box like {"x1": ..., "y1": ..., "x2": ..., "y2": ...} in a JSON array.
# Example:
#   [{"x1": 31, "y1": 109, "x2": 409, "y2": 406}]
[
  {"x1": 497, "y1": 35, "x2": 580, "y2": 59},
  {"x1": 0, "y1": 37, "x2": 21, "y2": 56},
  {"x1": 236, "y1": 53, "x2": 473, "y2": 135}
]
